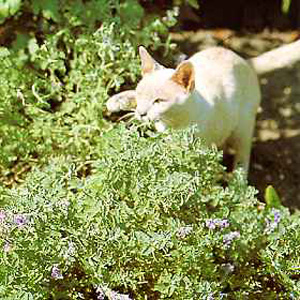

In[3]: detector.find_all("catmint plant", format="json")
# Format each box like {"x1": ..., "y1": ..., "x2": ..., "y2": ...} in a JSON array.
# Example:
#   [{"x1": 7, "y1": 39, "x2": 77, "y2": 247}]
[
  {"x1": 3, "y1": 241, "x2": 11, "y2": 253},
  {"x1": 13, "y1": 214, "x2": 27, "y2": 228},
  {"x1": 177, "y1": 226, "x2": 193, "y2": 239},
  {"x1": 0, "y1": 126, "x2": 298, "y2": 299},
  {"x1": 223, "y1": 231, "x2": 240, "y2": 248},
  {"x1": 264, "y1": 208, "x2": 281, "y2": 234},
  {"x1": 0, "y1": 211, "x2": 5, "y2": 222},
  {"x1": 0, "y1": 1, "x2": 298, "y2": 296},
  {"x1": 205, "y1": 219, "x2": 230, "y2": 230},
  {"x1": 51, "y1": 266, "x2": 63, "y2": 280}
]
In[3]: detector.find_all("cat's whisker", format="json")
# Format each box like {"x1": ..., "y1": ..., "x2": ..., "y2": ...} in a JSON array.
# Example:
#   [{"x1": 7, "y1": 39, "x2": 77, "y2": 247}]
[{"x1": 117, "y1": 111, "x2": 135, "y2": 122}]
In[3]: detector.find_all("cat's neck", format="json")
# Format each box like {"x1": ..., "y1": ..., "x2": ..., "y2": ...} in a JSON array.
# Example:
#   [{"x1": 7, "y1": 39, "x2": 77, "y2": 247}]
[{"x1": 162, "y1": 90, "x2": 213, "y2": 129}]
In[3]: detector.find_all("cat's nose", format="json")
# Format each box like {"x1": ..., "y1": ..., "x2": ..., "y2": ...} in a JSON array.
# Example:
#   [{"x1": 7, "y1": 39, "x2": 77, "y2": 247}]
[
  {"x1": 135, "y1": 112, "x2": 147, "y2": 121},
  {"x1": 136, "y1": 107, "x2": 147, "y2": 118},
  {"x1": 136, "y1": 107, "x2": 147, "y2": 116}
]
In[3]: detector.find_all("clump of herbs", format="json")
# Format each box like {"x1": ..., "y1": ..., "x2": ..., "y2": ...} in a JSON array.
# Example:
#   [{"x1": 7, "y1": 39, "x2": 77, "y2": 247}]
[
  {"x1": 0, "y1": 126, "x2": 299, "y2": 299},
  {"x1": 0, "y1": 0, "x2": 177, "y2": 184},
  {"x1": 0, "y1": 1, "x2": 299, "y2": 299}
]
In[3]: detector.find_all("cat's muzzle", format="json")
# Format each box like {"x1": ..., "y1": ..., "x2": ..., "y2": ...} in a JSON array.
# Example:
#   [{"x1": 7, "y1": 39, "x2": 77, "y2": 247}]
[{"x1": 135, "y1": 111, "x2": 148, "y2": 122}]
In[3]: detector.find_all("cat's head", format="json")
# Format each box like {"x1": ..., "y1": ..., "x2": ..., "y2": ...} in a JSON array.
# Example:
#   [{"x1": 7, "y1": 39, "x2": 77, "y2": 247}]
[{"x1": 135, "y1": 46, "x2": 195, "y2": 125}]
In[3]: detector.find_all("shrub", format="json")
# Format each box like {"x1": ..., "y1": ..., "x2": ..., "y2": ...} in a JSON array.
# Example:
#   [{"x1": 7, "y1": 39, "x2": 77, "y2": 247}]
[
  {"x1": 0, "y1": 0, "x2": 178, "y2": 184},
  {"x1": 0, "y1": 125, "x2": 299, "y2": 299},
  {"x1": 1, "y1": 1, "x2": 299, "y2": 299}
]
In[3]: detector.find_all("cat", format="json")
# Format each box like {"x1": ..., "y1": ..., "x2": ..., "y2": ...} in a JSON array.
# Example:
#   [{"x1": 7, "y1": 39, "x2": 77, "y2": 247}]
[{"x1": 107, "y1": 46, "x2": 261, "y2": 176}]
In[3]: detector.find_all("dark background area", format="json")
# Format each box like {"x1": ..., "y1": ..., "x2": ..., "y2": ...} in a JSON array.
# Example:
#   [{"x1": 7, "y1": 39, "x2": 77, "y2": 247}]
[{"x1": 141, "y1": 0, "x2": 300, "y2": 30}]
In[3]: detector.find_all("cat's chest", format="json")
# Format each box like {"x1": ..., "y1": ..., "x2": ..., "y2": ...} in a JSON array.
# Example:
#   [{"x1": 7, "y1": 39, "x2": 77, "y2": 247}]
[
  {"x1": 194, "y1": 101, "x2": 238, "y2": 146},
  {"x1": 162, "y1": 94, "x2": 239, "y2": 146}
]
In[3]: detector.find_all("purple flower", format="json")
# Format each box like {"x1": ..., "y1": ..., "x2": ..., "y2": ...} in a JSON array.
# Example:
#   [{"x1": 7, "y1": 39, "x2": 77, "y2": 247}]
[
  {"x1": 51, "y1": 265, "x2": 63, "y2": 280},
  {"x1": 110, "y1": 291, "x2": 132, "y2": 300},
  {"x1": 206, "y1": 219, "x2": 216, "y2": 230},
  {"x1": 95, "y1": 286, "x2": 132, "y2": 300},
  {"x1": 291, "y1": 265, "x2": 300, "y2": 269},
  {"x1": 207, "y1": 293, "x2": 214, "y2": 300},
  {"x1": 0, "y1": 211, "x2": 6, "y2": 223},
  {"x1": 177, "y1": 226, "x2": 193, "y2": 239},
  {"x1": 13, "y1": 214, "x2": 27, "y2": 228},
  {"x1": 206, "y1": 219, "x2": 230, "y2": 230},
  {"x1": 95, "y1": 286, "x2": 105, "y2": 300},
  {"x1": 219, "y1": 292, "x2": 227, "y2": 299},
  {"x1": 51, "y1": 81, "x2": 64, "y2": 90},
  {"x1": 3, "y1": 241, "x2": 11, "y2": 253},
  {"x1": 219, "y1": 219, "x2": 230, "y2": 228},
  {"x1": 264, "y1": 209, "x2": 281, "y2": 234},
  {"x1": 223, "y1": 231, "x2": 240, "y2": 248},
  {"x1": 273, "y1": 209, "x2": 281, "y2": 224}
]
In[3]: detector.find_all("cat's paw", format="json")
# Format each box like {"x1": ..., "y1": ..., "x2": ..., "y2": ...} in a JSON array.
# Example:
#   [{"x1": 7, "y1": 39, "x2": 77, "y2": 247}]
[{"x1": 106, "y1": 90, "x2": 137, "y2": 114}]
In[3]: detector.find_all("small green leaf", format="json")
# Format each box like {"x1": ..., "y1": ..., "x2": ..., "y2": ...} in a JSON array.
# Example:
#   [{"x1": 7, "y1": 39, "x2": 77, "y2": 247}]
[
  {"x1": 0, "y1": 0, "x2": 22, "y2": 23},
  {"x1": 187, "y1": 0, "x2": 200, "y2": 9},
  {"x1": 12, "y1": 33, "x2": 30, "y2": 51},
  {"x1": 265, "y1": 185, "x2": 281, "y2": 208},
  {"x1": 32, "y1": 0, "x2": 59, "y2": 21},
  {"x1": 28, "y1": 38, "x2": 39, "y2": 56},
  {"x1": 120, "y1": 0, "x2": 144, "y2": 27},
  {"x1": 0, "y1": 47, "x2": 10, "y2": 58},
  {"x1": 282, "y1": 0, "x2": 291, "y2": 14}
]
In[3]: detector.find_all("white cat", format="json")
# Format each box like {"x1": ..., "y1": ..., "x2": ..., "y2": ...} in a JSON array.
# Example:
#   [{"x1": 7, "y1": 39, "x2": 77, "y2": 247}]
[{"x1": 107, "y1": 46, "x2": 261, "y2": 175}]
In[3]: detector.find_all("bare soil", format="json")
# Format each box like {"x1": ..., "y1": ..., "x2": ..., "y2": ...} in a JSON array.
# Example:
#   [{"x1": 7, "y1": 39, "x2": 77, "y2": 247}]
[{"x1": 171, "y1": 29, "x2": 300, "y2": 209}]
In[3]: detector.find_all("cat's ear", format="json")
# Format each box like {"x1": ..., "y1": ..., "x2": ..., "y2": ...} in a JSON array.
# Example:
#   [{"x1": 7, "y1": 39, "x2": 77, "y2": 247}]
[
  {"x1": 139, "y1": 46, "x2": 164, "y2": 76},
  {"x1": 171, "y1": 61, "x2": 195, "y2": 92}
]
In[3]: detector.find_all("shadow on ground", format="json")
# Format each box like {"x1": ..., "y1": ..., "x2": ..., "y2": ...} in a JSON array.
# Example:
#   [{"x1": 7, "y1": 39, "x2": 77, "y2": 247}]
[{"x1": 250, "y1": 63, "x2": 300, "y2": 210}]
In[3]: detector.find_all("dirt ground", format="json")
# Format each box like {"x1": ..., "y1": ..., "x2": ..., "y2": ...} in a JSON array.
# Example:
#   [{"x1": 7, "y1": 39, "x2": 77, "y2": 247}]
[{"x1": 171, "y1": 29, "x2": 300, "y2": 209}]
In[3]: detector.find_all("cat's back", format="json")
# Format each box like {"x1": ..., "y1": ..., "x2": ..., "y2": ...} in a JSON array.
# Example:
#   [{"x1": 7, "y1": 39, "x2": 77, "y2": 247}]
[
  {"x1": 188, "y1": 47, "x2": 259, "y2": 105},
  {"x1": 189, "y1": 47, "x2": 248, "y2": 73}
]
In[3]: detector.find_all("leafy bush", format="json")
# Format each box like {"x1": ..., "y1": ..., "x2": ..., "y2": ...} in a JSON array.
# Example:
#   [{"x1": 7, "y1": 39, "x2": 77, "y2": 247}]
[
  {"x1": 1, "y1": 1, "x2": 299, "y2": 299},
  {"x1": 0, "y1": 0, "x2": 177, "y2": 184},
  {"x1": 0, "y1": 125, "x2": 299, "y2": 299},
  {"x1": 0, "y1": 0, "x2": 22, "y2": 24}
]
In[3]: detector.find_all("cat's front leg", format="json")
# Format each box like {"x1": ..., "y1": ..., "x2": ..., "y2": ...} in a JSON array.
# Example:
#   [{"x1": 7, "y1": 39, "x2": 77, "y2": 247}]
[
  {"x1": 106, "y1": 90, "x2": 136, "y2": 114},
  {"x1": 231, "y1": 114, "x2": 257, "y2": 177}
]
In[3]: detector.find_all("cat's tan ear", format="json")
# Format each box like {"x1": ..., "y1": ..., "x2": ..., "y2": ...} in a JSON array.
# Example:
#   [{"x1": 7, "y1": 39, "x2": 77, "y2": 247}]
[
  {"x1": 171, "y1": 61, "x2": 195, "y2": 92},
  {"x1": 139, "y1": 46, "x2": 164, "y2": 76}
]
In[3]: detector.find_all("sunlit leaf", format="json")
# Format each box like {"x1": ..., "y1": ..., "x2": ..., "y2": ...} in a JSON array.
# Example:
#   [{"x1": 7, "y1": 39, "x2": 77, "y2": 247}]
[
  {"x1": 32, "y1": 0, "x2": 60, "y2": 21},
  {"x1": 282, "y1": 0, "x2": 292, "y2": 14},
  {"x1": 0, "y1": 0, "x2": 22, "y2": 23},
  {"x1": 265, "y1": 185, "x2": 281, "y2": 208}
]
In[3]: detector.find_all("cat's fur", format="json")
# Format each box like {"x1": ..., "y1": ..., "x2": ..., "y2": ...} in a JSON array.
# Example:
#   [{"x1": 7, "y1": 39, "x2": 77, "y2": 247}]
[{"x1": 108, "y1": 46, "x2": 261, "y2": 175}]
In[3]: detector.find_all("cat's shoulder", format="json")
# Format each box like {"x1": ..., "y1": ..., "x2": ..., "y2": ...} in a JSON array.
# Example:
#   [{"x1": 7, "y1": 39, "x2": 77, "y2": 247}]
[{"x1": 189, "y1": 47, "x2": 246, "y2": 66}]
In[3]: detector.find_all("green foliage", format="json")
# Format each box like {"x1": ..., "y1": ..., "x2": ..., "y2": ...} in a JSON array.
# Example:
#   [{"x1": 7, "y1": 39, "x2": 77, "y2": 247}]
[
  {"x1": 0, "y1": 0, "x2": 177, "y2": 183},
  {"x1": 0, "y1": 0, "x2": 22, "y2": 23},
  {"x1": 0, "y1": 1, "x2": 299, "y2": 299},
  {"x1": 0, "y1": 126, "x2": 299, "y2": 299}
]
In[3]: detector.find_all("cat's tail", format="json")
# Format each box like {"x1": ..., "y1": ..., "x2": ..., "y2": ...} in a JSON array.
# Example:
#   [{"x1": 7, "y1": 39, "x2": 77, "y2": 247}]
[{"x1": 248, "y1": 39, "x2": 300, "y2": 76}]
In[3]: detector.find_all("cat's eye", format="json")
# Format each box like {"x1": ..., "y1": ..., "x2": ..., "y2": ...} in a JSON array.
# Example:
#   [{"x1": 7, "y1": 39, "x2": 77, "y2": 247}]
[{"x1": 153, "y1": 98, "x2": 167, "y2": 104}]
